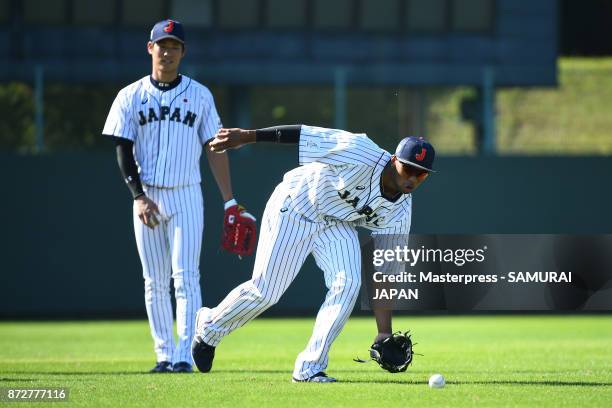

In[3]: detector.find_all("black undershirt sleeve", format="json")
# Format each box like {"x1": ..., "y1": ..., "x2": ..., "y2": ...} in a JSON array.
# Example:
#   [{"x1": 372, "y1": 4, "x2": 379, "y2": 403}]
[
  {"x1": 108, "y1": 136, "x2": 145, "y2": 199},
  {"x1": 255, "y1": 125, "x2": 302, "y2": 144}
]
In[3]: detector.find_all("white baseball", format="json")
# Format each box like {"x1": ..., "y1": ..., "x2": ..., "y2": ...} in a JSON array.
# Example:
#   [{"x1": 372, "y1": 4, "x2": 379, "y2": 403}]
[{"x1": 428, "y1": 373, "x2": 445, "y2": 388}]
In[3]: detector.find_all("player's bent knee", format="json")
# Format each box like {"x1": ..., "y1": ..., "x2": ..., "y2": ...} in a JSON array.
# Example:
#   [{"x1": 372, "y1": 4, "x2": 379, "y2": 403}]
[
  {"x1": 247, "y1": 281, "x2": 282, "y2": 309},
  {"x1": 257, "y1": 293, "x2": 280, "y2": 309}
]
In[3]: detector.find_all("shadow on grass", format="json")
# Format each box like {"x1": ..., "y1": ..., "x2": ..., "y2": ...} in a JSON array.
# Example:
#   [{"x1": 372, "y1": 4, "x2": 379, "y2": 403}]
[
  {"x1": 342, "y1": 379, "x2": 612, "y2": 387},
  {"x1": 454, "y1": 380, "x2": 612, "y2": 387},
  {"x1": 0, "y1": 370, "x2": 291, "y2": 377},
  {"x1": 0, "y1": 373, "x2": 144, "y2": 379},
  {"x1": 1, "y1": 369, "x2": 376, "y2": 376},
  {"x1": 3, "y1": 372, "x2": 611, "y2": 388}
]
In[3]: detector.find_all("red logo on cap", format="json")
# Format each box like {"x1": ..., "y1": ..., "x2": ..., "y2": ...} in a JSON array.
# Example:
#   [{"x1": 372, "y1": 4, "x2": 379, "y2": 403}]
[
  {"x1": 415, "y1": 148, "x2": 426, "y2": 161},
  {"x1": 164, "y1": 21, "x2": 174, "y2": 33}
]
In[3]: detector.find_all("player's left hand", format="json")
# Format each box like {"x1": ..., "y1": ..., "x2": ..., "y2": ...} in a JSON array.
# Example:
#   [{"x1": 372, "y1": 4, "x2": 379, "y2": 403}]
[
  {"x1": 355, "y1": 331, "x2": 415, "y2": 373},
  {"x1": 209, "y1": 128, "x2": 256, "y2": 153},
  {"x1": 222, "y1": 201, "x2": 257, "y2": 257}
]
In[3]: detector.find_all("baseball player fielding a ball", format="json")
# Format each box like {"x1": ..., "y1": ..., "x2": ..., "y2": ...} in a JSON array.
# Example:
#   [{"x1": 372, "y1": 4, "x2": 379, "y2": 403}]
[
  {"x1": 192, "y1": 125, "x2": 435, "y2": 382},
  {"x1": 102, "y1": 20, "x2": 253, "y2": 373}
]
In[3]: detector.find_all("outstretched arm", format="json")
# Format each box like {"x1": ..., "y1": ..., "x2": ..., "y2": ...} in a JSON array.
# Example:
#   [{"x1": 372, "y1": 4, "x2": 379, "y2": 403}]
[{"x1": 209, "y1": 125, "x2": 302, "y2": 153}]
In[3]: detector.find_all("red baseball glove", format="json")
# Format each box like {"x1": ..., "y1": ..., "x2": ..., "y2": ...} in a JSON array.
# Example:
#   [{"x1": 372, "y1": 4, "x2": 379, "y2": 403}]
[{"x1": 222, "y1": 202, "x2": 257, "y2": 257}]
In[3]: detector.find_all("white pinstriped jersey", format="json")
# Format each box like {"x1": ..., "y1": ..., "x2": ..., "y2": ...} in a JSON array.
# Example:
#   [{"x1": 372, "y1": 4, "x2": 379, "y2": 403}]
[
  {"x1": 102, "y1": 75, "x2": 221, "y2": 188},
  {"x1": 282, "y1": 125, "x2": 412, "y2": 234}
]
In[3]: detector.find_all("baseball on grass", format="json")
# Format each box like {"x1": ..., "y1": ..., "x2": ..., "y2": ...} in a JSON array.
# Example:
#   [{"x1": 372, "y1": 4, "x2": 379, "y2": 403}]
[{"x1": 428, "y1": 374, "x2": 445, "y2": 388}]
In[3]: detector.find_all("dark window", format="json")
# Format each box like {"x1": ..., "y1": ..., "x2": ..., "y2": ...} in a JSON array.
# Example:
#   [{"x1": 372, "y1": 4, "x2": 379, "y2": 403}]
[
  {"x1": 266, "y1": 0, "x2": 306, "y2": 28},
  {"x1": 560, "y1": 0, "x2": 612, "y2": 56},
  {"x1": 218, "y1": 0, "x2": 259, "y2": 28},
  {"x1": 122, "y1": 0, "x2": 165, "y2": 26},
  {"x1": 73, "y1": 0, "x2": 115, "y2": 25},
  {"x1": 361, "y1": 0, "x2": 400, "y2": 31},
  {"x1": 405, "y1": 0, "x2": 447, "y2": 32},
  {"x1": 314, "y1": 0, "x2": 352, "y2": 29},
  {"x1": 24, "y1": 0, "x2": 66, "y2": 24},
  {"x1": 451, "y1": 0, "x2": 493, "y2": 31},
  {"x1": 171, "y1": 0, "x2": 213, "y2": 27},
  {"x1": 0, "y1": 0, "x2": 9, "y2": 23}
]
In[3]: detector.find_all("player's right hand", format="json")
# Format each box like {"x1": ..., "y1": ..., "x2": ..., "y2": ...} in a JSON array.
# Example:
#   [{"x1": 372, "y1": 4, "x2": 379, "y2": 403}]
[
  {"x1": 209, "y1": 128, "x2": 256, "y2": 153},
  {"x1": 134, "y1": 196, "x2": 161, "y2": 229}
]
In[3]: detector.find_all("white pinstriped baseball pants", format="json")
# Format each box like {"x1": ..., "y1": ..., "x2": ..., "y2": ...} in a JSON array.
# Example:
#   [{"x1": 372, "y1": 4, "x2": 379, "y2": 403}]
[
  {"x1": 200, "y1": 185, "x2": 361, "y2": 380},
  {"x1": 134, "y1": 184, "x2": 203, "y2": 364}
]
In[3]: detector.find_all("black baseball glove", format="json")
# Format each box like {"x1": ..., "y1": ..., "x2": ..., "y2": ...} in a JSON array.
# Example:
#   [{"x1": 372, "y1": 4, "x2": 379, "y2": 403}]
[{"x1": 359, "y1": 331, "x2": 414, "y2": 373}]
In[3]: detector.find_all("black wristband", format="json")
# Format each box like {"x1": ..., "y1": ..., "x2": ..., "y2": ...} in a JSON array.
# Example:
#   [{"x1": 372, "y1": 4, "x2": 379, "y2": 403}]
[
  {"x1": 125, "y1": 175, "x2": 146, "y2": 200},
  {"x1": 255, "y1": 125, "x2": 301, "y2": 144},
  {"x1": 111, "y1": 136, "x2": 146, "y2": 199}
]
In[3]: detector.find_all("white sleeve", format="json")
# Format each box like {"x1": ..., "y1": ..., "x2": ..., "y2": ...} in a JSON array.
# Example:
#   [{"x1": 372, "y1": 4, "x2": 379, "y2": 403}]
[
  {"x1": 102, "y1": 90, "x2": 136, "y2": 141},
  {"x1": 298, "y1": 125, "x2": 383, "y2": 166},
  {"x1": 198, "y1": 92, "x2": 222, "y2": 145}
]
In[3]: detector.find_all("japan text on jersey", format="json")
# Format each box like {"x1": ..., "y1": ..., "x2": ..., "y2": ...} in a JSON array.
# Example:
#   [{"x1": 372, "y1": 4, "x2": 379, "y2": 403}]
[
  {"x1": 282, "y1": 125, "x2": 412, "y2": 234},
  {"x1": 137, "y1": 106, "x2": 198, "y2": 128}
]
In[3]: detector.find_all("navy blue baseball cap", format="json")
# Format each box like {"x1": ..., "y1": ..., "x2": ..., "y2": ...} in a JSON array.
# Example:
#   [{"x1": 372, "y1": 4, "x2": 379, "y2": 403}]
[
  {"x1": 395, "y1": 136, "x2": 436, "y2": 172},
  {"x1": 150, "y1": 19, "x2": 185, "y2": 44}
]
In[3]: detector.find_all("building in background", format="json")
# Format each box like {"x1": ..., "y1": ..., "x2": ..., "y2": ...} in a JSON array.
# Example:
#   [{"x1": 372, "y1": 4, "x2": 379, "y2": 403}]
[{"x1": 1, "y1": 0, "x2": 558, "y2": 154}]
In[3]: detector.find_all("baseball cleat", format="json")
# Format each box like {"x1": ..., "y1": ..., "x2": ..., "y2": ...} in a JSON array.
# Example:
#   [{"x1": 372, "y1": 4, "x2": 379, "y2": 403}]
[
  {"x1": 191, "y1": 336, "x2": 216, "y2": 373},
  {"x1": 172, "y1": 361, "x2": 193, "y2": 373},
  {"x1": 292, "y1": 372, "x2": 337, "y2": 383},
  {"x1": 149, "y1": 361, "x2": 173, "y2": 373}
]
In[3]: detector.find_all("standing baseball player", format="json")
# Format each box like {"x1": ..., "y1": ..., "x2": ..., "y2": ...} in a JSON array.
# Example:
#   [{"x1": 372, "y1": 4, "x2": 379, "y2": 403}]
[
  {"x1": 192, "y1": 125, "x2": 435, "y2": 382},
  {"x1": 102, "y1": 20, "x2": 252, "y2": 373}
]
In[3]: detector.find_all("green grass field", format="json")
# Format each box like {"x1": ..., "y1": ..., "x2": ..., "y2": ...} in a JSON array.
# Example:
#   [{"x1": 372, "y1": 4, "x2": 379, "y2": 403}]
[{"x1": 1, "y1": 316, "x2": 611, "y2": 407}]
